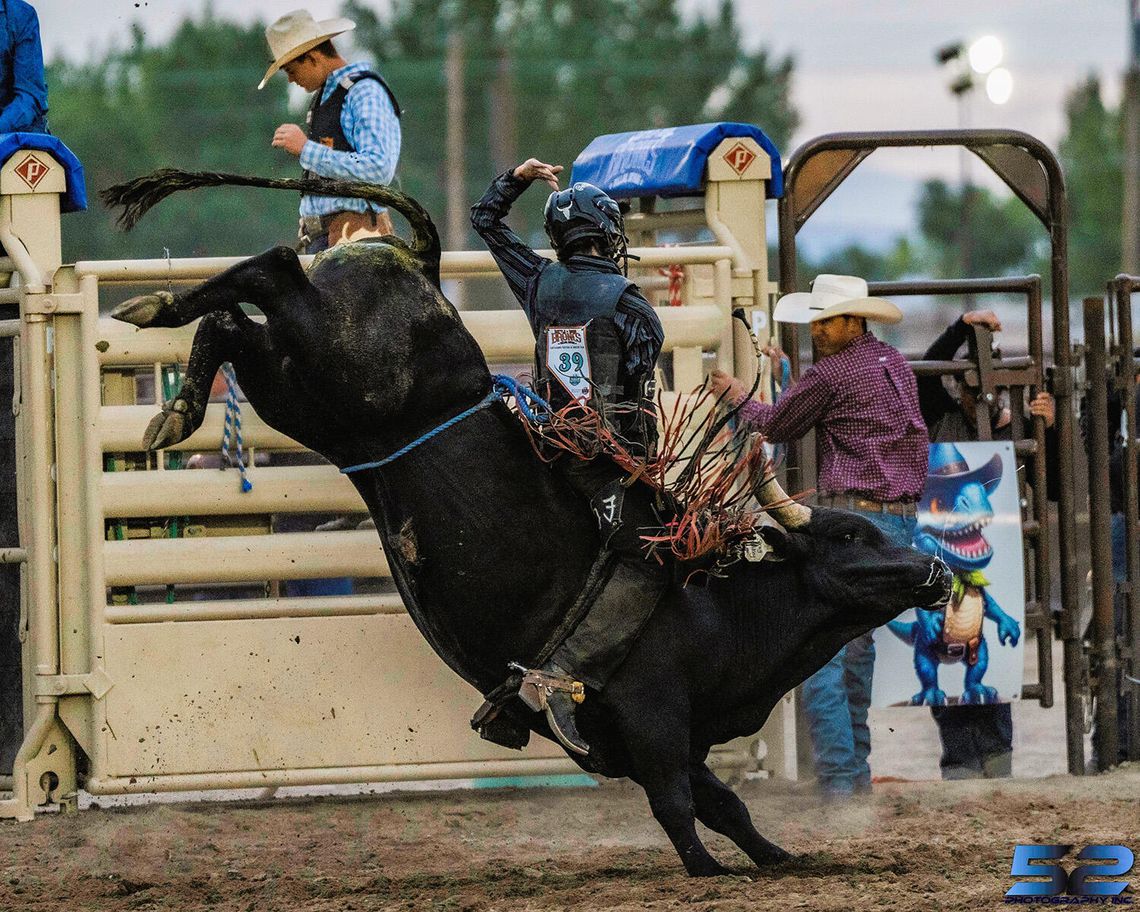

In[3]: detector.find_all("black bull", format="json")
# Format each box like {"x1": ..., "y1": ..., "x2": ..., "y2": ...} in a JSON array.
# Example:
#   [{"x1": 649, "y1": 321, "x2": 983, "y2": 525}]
[{"x1": 103, "y1": 172, "x2": 951, "y2": 877}]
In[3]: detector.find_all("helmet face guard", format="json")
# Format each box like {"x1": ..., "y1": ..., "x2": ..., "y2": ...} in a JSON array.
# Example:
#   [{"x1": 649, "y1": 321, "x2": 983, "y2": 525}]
[{"x1": 544, "y1": 182, "x2": 628, "y2": 262}]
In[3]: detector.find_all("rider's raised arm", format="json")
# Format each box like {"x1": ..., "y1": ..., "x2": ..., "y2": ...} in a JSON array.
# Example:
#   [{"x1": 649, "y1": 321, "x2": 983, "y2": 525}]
[{"x1": 471, "y1": 170, "x2": 552, "y2": 315}]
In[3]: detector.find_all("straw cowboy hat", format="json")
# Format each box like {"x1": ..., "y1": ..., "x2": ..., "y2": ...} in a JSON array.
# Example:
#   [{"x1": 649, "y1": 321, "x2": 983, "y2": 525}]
[
  {"x1": 258, "y1": 9, "x2": 356, "y2": 90},
  {"x1": 772, "y1": 274, "x2": 902, "y2": 325}
]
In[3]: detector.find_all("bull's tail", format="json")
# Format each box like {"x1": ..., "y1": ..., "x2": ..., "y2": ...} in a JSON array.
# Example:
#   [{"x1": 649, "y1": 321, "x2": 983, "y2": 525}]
[{"x1": 100, "y1": 170, "x2": 442, "y2": 276}]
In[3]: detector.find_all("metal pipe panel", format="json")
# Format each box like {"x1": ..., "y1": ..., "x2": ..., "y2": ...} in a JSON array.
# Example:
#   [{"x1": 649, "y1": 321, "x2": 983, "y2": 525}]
[
  {"x1": 105, "y1": 593, "x2": 404, "y2": 624},
  {"x1": 84, "y1": 757, "x2": 586, "y2": 795},
  {"x1": 76, "y1": 246, "x2": 734, "y2": 285},
  {"x1": 98, "y1": 303, "x2": 727, "y2": 369},
  {"x1": 1114, "y1": 274, "x2": 1140, "y2": 761},
  {"x1": 1083, "y1": 296, "x2": 1120, "y2": 768},
  {"x1": 102, "y1": 464, "x2": 366, "y2": 517},
  {"x1": 103, "y1": 529, "x2": 389, "y2": 586},
  {"x1": 101, "y1": 403, "x2": 304, "y2": 452}
]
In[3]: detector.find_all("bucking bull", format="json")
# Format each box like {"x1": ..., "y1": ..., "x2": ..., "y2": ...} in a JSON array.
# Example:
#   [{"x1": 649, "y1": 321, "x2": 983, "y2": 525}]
[{"x1": 103, "y1": 172, "x2": 951, "y2": 877}]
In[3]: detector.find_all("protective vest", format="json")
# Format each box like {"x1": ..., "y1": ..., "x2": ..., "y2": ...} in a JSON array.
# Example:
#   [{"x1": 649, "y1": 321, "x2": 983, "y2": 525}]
[
  {"x1": 528, "y1": 262, "x2": 656, "y2": 455},
  {"x1": 303, "y1": 70, "x2": 400, "y2": 182}
]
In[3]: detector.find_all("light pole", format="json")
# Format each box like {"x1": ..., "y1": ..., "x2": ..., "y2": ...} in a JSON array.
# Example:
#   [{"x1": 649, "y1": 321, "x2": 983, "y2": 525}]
[{"x1": 935, "y1": 37, "x2": 1013, "y2": 281}]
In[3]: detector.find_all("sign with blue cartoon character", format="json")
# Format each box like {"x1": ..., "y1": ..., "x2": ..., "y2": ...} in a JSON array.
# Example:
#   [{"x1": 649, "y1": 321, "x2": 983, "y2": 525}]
[{"x1": 872, "y1": 442, "x2": 1025, "y2": 707}]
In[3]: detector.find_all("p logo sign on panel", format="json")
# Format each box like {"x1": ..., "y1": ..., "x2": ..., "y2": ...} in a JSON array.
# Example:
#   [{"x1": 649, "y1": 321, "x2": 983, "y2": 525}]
[
  {"x1": 13, "y1": 153, "x2": 51, "y2": 190},
  {"x1": 722, "y1": 142, "x2": 757, "y2": 176}
]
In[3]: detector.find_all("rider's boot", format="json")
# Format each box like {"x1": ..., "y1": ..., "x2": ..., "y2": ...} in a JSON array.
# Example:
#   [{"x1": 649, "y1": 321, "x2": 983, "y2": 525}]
[{"x1": 516, "y1": 661, "x2": 589, "y2": 755}]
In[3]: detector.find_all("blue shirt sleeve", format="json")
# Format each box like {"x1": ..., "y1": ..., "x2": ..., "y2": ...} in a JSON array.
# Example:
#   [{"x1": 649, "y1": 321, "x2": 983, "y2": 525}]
[
  {"x1": 0, "y1": 3, "x2": 48, "y2": 133},
  {"x1": 298, "y1": 77, "x2": 401, "y2": 184}
]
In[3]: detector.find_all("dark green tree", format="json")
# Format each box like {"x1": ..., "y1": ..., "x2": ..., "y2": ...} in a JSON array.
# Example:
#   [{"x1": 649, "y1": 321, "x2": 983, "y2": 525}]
[
  {"x1": 915, "y1": 179, "x2": 1041, "y2": 280},
  {"x1": 345, "y1": 0, "x2": 798, "y2": 245},
  {"x1": 1058, "y1": 75, "x2": 1123, "y2": 298},
  {"x1": 47, "y1": 13, "x2": 298, "y2": 262}
]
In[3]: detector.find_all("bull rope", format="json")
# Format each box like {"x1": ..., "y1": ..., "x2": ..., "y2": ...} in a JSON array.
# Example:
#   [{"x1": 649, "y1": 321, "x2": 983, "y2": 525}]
[
  {"x1": 220, "y1": 362, "x2": 252, "y2": 492},
  {"x1": 340, "y1": 375, "x2": 550, "y2": 475}
]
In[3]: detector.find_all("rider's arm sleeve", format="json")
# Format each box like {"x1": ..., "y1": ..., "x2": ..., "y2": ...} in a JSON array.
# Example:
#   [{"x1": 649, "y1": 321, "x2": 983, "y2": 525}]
[
  {"x1": 614, "y1": 287, "x2": 664, "y2": 377},
  {"x1": 471, "y1": 171, "x2": 550, "y2": 318},
  {"x1": 917, "y1": 316, "x2": 968, "y2": 430}
]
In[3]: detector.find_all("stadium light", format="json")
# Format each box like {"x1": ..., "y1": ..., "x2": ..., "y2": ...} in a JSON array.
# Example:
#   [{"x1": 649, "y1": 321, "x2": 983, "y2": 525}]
[
  {"x1": 967, "y1": 36, "x2": 1004, "y2": 75},
  {"x1": 985, "y1": 67, "x2": 1014, "y2": 105}
]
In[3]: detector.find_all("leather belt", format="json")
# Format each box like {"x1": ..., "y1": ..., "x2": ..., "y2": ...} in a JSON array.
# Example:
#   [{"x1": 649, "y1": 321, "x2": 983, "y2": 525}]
[
  {"x1": 299, "y1": 209, "x2": 381, "y2": 239},
  {"x1": 818, "y1": 493, "x2": 917, "y2": 517}
]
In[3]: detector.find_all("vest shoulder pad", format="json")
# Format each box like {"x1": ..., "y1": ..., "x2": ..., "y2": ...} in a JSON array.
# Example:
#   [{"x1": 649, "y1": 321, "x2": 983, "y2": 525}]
[{"x1": 340, "y1": 70, "x2": 402, "y2": 118}]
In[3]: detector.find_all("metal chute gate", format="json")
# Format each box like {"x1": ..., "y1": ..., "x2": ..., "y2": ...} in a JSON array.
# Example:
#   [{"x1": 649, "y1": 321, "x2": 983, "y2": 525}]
[
  {"x1": 775, "y1": 129, "x2": 1096, "y2": 773},
  {"x1": 0, "y1": 126, "x2": 797, "y2": 820}
]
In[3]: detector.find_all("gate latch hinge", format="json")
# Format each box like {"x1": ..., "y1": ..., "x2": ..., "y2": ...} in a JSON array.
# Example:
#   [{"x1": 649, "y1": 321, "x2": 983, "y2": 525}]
[{"x1": 36, "y1": 668, "x2": 114, "y2": 699}]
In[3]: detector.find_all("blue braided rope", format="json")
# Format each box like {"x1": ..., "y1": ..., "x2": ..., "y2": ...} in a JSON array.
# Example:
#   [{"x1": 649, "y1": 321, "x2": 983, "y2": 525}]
[
  {"x1": 220, "y1": 362, "x2": 253, "y2": 493},
  {"x1": 340, "y1": 374, "x2": 550, "y2": 475},
  {"x1": 491, "y1": 372, "x2": 551, "y2": 425}
]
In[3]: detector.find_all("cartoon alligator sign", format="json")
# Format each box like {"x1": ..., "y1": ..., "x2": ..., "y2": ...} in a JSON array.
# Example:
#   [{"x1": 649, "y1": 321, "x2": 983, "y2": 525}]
[{"x1": 888, "y1": 443, "x2": 1021, "y2": 705}]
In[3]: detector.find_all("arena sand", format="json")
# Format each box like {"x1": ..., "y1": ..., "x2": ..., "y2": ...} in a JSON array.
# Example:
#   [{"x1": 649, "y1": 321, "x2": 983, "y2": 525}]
[{"x1": 0, "y1": 765, "x2": 1135, "y2": 911}]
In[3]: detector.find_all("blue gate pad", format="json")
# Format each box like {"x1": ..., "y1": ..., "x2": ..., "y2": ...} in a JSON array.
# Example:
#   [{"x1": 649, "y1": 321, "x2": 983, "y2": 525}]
[
  {"x1": 0, "y1": 132, "x2": 87, "y2": 212},
  {"x1": 570, "y1": 122, "x2": 782, "y2": 201}
]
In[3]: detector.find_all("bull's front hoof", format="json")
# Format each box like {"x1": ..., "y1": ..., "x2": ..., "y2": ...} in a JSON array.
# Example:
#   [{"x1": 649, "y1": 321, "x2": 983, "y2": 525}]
[
  {"x1": 685, "y1": 857, "x2": 733, "y2": 877},
  {"x1": 142, "y1": 400, "x2": 191, "y2": 450},
  {"x1": 112, "y1": 290, "x2": 175, "y2": 328},
  {"x1": 755, "y1": 844, "x2": 793, "y2": 866}
]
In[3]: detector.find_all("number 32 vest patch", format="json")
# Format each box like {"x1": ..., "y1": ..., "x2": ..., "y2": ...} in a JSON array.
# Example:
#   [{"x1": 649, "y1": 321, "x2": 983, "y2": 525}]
[{"x1": 545, "y1": 324, "x2": 592, "y2": 402}]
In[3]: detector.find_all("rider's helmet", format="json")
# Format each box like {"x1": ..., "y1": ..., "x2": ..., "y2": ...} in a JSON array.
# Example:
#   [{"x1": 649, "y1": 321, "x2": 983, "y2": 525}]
[{"x1": 543, "y1": 182, "x2": 627, "y2": 262}]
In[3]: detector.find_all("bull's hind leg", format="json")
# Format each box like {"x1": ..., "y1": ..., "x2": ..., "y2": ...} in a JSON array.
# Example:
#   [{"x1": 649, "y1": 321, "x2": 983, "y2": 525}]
[
  {"x1": 113, "y1": 246, "x2": 312, "y2": 328},
  {"x1": 690, "y1": 762, "x2": 791, "y2": 869},
  {"x1": 144, "y1": 310, "x2": 280, "y2": 450}
]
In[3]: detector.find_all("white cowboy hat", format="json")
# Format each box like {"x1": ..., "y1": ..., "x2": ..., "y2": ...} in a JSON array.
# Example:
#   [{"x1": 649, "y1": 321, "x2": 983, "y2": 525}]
[
  {"x1": 772, "y1": 274, "x2": 902, "y2": 325},
  {"x1": 257, "y1": 9, "x2": 356, "y2": 90}
]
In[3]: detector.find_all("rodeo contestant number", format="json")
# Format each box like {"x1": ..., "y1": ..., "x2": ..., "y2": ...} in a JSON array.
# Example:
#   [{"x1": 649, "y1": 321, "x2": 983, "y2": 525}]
[
  {"x1": 1006, "y1": 845, "x2": 1134, "y2": 898},
  {"x1": 546, "y1": 324, "x2": 592, "y2": 403}
]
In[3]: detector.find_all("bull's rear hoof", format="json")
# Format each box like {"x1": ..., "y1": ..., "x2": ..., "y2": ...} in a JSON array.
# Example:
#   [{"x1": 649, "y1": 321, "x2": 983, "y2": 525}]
[
  {"x1": 142, "y1": 403, "x2": 190, "y2": 450},
  {"x1": 112, "y1": 290, "x2": 174, "y2": 328}
]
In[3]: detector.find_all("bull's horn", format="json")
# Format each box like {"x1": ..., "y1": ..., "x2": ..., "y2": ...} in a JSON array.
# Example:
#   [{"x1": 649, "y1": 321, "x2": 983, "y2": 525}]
[{"x1": 756, "y1": 473, "x2": 812, "y2": 529}]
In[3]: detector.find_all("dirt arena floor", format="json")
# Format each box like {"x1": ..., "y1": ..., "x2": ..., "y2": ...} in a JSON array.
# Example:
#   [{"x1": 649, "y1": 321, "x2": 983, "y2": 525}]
[{"x1": 0, "y1": 765, "x2": 1136, "y2": 912}]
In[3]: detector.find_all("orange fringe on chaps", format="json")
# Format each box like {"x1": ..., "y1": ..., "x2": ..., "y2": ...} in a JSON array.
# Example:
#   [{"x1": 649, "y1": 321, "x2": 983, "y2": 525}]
[{"x1": 502, "y1": 380, "x2": 809, "y2": 572}]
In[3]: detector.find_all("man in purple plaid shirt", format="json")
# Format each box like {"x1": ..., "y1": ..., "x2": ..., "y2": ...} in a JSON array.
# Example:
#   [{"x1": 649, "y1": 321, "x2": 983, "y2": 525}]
[{"x1": 711, "y1": 274, "x2": 929, "y2": 799}]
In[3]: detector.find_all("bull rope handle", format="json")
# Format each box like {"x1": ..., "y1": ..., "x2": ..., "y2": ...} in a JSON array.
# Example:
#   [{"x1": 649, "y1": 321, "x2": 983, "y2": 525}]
[{"x1": 220, "y1": 362, "x2": 252, "y2": 492}]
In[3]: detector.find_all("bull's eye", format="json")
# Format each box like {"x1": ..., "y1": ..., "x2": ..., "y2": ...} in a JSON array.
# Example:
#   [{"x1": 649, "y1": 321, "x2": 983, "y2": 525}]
[{"x1": 843, "y1": 533, "x2": 855, "y2": 542}]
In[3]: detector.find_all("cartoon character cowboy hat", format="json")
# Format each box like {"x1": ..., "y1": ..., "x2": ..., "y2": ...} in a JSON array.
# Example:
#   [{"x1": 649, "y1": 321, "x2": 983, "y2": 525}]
[
  {"x1": 258, "y1": 9, "x2": 356, "y2": 90},
  {"x1": 772, "y1": 274, "x2": 902, "y2": 325},
  {"x1": 922, "y1": 442, "x2": 1003, "y2": 500}
]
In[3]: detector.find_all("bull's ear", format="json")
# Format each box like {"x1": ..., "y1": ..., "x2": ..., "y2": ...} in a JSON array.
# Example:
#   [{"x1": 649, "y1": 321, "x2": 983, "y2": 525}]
[{"x1": 757, "y1": 525, "x2": 811, "y2": 560}]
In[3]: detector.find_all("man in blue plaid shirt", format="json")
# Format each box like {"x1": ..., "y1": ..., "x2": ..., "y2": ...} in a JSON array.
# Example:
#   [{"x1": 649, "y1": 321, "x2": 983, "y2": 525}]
[{"x1": 259, "y1": 10, "x2": 402, "y2": 254}]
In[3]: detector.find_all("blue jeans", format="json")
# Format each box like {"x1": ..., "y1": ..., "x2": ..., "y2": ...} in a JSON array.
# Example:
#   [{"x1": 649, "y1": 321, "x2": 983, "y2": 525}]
[
  {"x1": 1099, "y1": 512, "x2": 1131, "y2": 765},
  {"x1": 802, "y1": 508, "x2": 918, "y2": 795}
]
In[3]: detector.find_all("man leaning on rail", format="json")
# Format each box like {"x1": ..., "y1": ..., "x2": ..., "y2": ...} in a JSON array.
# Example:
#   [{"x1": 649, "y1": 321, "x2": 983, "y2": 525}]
[
  {"x1": 471, "y1": 158, "x2": 667, "y2": 756},
  {"x1": 710, "y1": 276, "x2": 929, "y2": 799},
  {"x1": 259, "y1": 9, "x2": 401, "y2": 254}
]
